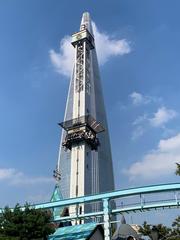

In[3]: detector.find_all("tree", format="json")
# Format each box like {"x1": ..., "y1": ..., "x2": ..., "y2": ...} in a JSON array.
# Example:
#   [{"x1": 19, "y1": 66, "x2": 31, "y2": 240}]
[
  {"x1": 168, "y1": 216, "x2": 180, "y2": 240},
  {"x1": 139, "y1": 221, "x2": 152, "y2": 238},
  {"x1": 0, "y1": 203, "x2": 55, "y2": 240},
  {"x1": 139, "y1": 221, "x2": 171, "y2": 239},
  {"x1": 139, "y1": 219, "x2": 180, "y2": 240},
  {"x1": 175, "y1": 163, "x2": 180, "y2": 176}
]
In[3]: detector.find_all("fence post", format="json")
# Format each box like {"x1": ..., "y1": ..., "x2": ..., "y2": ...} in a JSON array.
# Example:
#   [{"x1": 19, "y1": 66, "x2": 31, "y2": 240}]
[{"x1": 103, "y1": 198, "x2": 111, "y2": 240}]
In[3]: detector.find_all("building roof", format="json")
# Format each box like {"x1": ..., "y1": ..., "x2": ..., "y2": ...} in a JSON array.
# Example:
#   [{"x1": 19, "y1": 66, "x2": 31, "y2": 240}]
[
  {"x1": 50, "y1": 184, "x2": 64, "y2": 219},
  {"x1": 121, "y1": 215, "x2": 126, "y2": 225},
  {"x1": 48, "y1": 222, "x2": 103, "y2": 240},
  {"x1": 112, "y1": 224, "x2": 140, "y2": 240}
]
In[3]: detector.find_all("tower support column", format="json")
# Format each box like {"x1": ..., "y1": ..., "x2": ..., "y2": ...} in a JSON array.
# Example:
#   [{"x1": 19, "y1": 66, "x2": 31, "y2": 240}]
[{"x1": 103, "y1": 198, "x2": 111, "y2": 240}]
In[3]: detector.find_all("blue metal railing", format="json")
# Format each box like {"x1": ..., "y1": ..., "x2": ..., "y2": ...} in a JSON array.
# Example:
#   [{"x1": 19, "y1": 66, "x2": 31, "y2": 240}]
[{"x1": 0, "y1": 183, "x2": 179, "y2": 240}]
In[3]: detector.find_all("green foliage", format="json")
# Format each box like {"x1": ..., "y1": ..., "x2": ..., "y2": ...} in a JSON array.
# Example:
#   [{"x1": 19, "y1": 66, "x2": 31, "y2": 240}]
[
  {"x1": 169, "y1": 216, "x2": 180, "y2": 239},
  {"x1": 139, "y1": 216, "x2": 180, "y2": 239},
  {"x1": 139, "y1": 221, "x2": 152, "y2": 238},
  {"x1": 139, "y1": 221, "x2": 171, "y2": 239},
  {"x1": 0, "y1": 203, "x2": 55, "y2": 240},
  {"x1": 175, "y1": 163, "x2": 180, "y2": 176},
  {"x1": 156, "y1": 224, "x2": 171, "y2": 239},
  {"x1": 0, "y1": 237, "x2": 19, "y2": 240}
]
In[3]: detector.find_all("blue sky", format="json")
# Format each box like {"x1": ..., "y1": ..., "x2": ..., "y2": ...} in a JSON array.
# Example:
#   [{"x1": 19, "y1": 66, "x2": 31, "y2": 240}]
[{"x1": 0, "y1": 0, "x2": 179, "y2": 225}]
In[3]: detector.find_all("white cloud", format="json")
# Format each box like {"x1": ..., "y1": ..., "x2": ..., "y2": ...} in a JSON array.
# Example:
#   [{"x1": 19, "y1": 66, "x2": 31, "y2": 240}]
[
  {"x1": 131, "y1": 126, "x2": 145, "y2": 140},
  {"x1": 131, "y1": 104, "x2": 178, "y2": 140},
  {"x1": 92, "y1": 22, "x2": 131, "y2": 65},
  {"x1": 130, "y1": 92, "x2": 145, "y2": 105},
  {"x1": 49, "y1": 22, "x2": 131, "y2": 77},
  {"x1": 0, "y1": 168, "x2": 17, "y2": 180},
  {"x1": 133, "y1": 114, "x2": 148, "y2": 126},
  {"x1": 158, "y1": 133, "x2": 180, "y2": 152},
  {"x1": 149, "y1": 107, "x2": 177, "y2": 127},
  {"x1": 49, "y1": 36, "x2": 73, "y2": 77},
  {"x1": 125, "y1": 133, "x2": 180, "y2": 181},
  {"x1": 0, "y1": 168, "x2": 53, "y2": 186},
  {"x1": 129, "y1": 92, "x2": 162, "y2": 106}
]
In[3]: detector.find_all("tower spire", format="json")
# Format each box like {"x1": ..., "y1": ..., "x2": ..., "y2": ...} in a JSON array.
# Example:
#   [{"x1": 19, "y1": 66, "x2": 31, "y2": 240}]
[
  {"x1": 80, "y1": 12, "x2": 93, "y2": 35},
  {"x1": 56, "y1": 12, "x2": 115, "y2": 219}
]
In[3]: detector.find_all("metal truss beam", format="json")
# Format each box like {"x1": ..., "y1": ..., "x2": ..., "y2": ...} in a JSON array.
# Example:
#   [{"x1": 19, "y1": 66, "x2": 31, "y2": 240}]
[
  {"x1": 0, "y1": 183, "x2": 179, "y2": 224},
  {"x1": 52, "y1": 200, "x2": 179, "y2": 223},
  {"x1": 0, "y1": 183, "x2": 179, "y2": 214},
  {"x1": 31, "y1": 183, "x2": 180, "y2": 210}
]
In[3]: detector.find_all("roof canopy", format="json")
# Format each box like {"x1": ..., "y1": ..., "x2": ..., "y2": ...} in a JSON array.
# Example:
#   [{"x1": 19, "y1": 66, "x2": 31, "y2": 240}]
[{"x1": 48, "y1": 222, "x2": 103, "y2": 240}]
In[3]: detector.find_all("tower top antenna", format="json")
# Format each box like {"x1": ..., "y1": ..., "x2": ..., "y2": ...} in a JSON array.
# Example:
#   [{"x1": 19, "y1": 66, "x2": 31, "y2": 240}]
[{"x1": 80, "y1": 12, "x2": 93, "y2": 34}]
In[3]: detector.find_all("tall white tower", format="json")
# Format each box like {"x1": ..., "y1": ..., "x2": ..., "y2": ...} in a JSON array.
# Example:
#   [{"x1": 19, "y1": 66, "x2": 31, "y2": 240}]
[{"x1": 56, "y1": 13, "x2": 114, "y2": 213}]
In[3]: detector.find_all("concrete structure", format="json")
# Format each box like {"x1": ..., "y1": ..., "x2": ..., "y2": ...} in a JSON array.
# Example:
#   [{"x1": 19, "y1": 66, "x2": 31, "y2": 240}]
[{"x1": 56, "y1": 12, "x2": 115, "y2": 214}]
